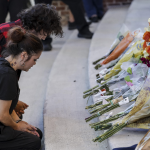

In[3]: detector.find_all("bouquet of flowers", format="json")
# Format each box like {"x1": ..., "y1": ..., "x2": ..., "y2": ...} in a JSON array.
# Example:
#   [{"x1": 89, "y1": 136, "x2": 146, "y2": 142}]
[
  {"x1": 104, "y1": 40, "x2": 144, "y2": 80},
  {"x1": 92, "y1": 68, "x2": 150, "y2": 143},
  {"x1": 85, "y1": 57, "x2": 149, "y2": 124},
  {"x1": 90, "y1": 102, "x2": 135, "y2": 129},
  {"x1": 94, "y1": 28, "x2": 143, "y2": 70},
  {"x1": 85, "y1": 90, "x2": 138, "y2": 122},
  {"x1": 93, "y1": 24, "x2": 129, "y2": 65}
]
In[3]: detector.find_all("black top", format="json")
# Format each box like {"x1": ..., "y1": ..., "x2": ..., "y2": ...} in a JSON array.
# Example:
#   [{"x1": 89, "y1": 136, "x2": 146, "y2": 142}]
[{"x1": 0, "y1": 58, "x2": 20, "y2": 127}]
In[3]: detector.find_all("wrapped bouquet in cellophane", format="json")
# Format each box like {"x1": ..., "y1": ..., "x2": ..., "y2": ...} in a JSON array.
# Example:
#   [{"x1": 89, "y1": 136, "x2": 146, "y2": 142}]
[{"x1": 93, "y1": 68, "x2": 150, "y2": 143}]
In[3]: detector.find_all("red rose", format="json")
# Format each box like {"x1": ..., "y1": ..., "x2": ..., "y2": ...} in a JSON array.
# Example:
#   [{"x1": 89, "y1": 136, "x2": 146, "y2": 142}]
[
  {"x1": 143, "y1": 41, "x2": 147, "y2": 49},
  {"x1": 143, "y1": 31, "x2": 150, "y2": 41}
]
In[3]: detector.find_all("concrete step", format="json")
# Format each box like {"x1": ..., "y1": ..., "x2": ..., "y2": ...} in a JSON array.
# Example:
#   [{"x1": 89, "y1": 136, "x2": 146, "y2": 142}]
[
  {"x1": 109, "y1": 0, "x2": 150, "y2": 149},
  {"x1": 18, "y1": 26, "x2": 74, "y2": 150},
  {"x1": 43, "y1": 23, "x2": 106, "y2": 150},
  {"x1": 88, "y1": 5, "x2": 129, "y2": 150}
]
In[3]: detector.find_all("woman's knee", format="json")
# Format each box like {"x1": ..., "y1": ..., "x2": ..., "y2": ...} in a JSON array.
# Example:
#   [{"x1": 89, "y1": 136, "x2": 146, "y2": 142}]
[{"x1": 32, "y1": 136, "x2": 41, "y2": 150}]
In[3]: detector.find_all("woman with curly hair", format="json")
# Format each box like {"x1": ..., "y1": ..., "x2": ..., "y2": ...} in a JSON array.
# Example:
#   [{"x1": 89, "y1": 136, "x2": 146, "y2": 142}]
[
  {"x1": 0, "y1": 3, "x2": 63, "y2": 118},
  {"x1": 0, "y1": 26, "x2": 43, "y2": 150},
  {"x1": 17, "y1": 3, "x2": 63, "y2": 51},
  {"x1": 35, "y1": 0, "x2": 93, "y2": 39},
  {"x1": 0, "y1": 3, "x2": 63, "y2": 53}
]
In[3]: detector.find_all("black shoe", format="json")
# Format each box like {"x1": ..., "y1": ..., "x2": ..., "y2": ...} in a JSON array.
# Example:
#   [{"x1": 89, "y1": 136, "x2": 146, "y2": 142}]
[
  {"x1": 42, "y1": 37, "x2": 52, "y2": 51},
  {"x1": 78, "y1": 27, "x2": 93, "y2": 39},
  {"x1": 89, "y1": 16, "x2": 99, "y2": 22},
  {"x1": 68, "y1": 21, "x2": 77, "y2": 30},
  {"x1": 87, "y1": 21, "x2": 92, "y2": 26},
  {"x1": 98, "y1": 15, "x2": 103, "y2": 20},
  {"x1": 68, "y1": 21, "x2": 92, "y2": 30}
]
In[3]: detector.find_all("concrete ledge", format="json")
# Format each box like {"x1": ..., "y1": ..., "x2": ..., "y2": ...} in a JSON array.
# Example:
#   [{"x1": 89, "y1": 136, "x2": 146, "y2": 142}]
[
  {"x1": 109, "y1": 0, "x2": 150, "y2": 149},
  {"x1": 88, "y1": 6, "x2": 128, "y2": 150},
  {"x1": 88, "y1": 0, "x2": 150, "y2": 149},
  {"x1": 43, "y1": 24, "x2": 110, "y2": 150}
]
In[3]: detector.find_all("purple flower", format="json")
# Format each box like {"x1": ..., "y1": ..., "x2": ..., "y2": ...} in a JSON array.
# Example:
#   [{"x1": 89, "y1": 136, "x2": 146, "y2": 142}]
[
  {"x1": 126, "y1": 81, "x2": 133, "y2": 86},
  {"x1": 140, "y1": 57, "x2": 150, "y2": 67}
]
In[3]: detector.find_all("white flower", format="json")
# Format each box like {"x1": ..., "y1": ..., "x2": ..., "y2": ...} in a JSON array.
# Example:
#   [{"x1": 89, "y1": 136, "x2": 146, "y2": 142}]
[{"x1": 143, "y1": 50, "x2": 149, "y2": 58}]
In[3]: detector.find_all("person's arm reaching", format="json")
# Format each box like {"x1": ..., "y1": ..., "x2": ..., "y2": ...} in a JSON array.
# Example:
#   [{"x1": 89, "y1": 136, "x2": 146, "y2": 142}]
[
  {"x1": 14, "y1": 100, "x2": 29, "y2": 117},
  {"x1": 11, "y1": 110, "x2": 21, "y2": 122},
  {"x1": 0, "y1": 99, "x2": 39, "y2": 137}
]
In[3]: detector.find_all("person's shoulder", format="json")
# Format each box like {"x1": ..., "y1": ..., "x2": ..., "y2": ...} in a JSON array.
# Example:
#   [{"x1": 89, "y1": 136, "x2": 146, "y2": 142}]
[
  {"x1": 0, "y1": 66, "x2": 16, "y2": 78},
  {"x1": 0, "y1": 20, "x2": 20, "y2": 33},
  {"x1": 0, "y1": 58, "x2": 16, "y2": 77}
]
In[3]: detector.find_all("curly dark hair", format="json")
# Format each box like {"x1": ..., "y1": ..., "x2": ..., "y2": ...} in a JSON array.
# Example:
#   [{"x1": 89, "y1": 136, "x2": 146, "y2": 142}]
[{"x1": 17, "y1": 4, "x2": 63, "y2": 37}]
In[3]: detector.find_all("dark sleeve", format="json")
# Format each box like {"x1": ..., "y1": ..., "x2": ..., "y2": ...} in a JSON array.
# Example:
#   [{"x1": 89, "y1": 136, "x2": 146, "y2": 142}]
[
  {"x1": 0, "y1": 33, "x2": 4, "y2": 55},
  {"x1": 0, "y1": 33, "x2": 6, "y2": 55},
  {"x1": 0, "y1": 73, "x2": 17, "y2": 100}
]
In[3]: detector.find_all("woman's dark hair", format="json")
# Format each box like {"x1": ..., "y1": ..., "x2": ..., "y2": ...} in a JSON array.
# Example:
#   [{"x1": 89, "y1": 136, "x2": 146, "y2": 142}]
[
  {"x1": 17, "y1": 4, "x2": 63, "y2": 37},
  {"x1": 2, "y1": 26, "x2": 43, "y2": 59}
]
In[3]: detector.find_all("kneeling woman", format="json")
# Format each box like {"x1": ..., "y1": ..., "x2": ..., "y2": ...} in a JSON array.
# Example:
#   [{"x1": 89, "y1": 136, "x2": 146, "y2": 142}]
[{"x1": 0, "y1": 26, "x2": 43, "y2": 150}]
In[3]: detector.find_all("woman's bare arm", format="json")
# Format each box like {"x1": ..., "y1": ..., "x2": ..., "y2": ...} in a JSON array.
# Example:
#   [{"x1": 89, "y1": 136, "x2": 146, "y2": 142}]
[
  {"x1": 0, "y1": 99, "x2": 18, "y2": 130},
  {"x1": 11, "y1": 110, "x2": 21, "y2": 122},
  {"x1": 0, "y1": 99, "x2": 39, "y2": 136}
]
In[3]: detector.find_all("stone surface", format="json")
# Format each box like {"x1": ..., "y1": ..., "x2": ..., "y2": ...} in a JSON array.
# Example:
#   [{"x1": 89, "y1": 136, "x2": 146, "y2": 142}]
[
  {"x1": 44, "y1": 23, "x2": 110, "y2": 150},
  {"x1": 88, "y1": 6, "x2": 129, "y2": 150},
  {"x1": 88, "y1": 0, "x2": 150, "y2": 149},
  {"x1": 108, "y1": 0, "x2": 150, "y2": 149}
]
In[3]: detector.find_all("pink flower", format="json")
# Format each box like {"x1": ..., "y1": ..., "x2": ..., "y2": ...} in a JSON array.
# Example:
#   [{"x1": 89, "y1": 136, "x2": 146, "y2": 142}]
[{"x1": 126, "y1": 81, "x2": 133, "y2": 86}]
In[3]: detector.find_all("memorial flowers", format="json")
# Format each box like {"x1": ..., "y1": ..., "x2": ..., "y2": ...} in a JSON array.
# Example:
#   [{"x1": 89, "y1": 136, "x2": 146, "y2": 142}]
[{"x1": 83, "y1": 18, "x2": 150, "y2": 144}]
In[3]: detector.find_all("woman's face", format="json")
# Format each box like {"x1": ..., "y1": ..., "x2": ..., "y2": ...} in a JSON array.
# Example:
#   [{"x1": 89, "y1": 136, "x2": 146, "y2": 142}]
[
  {"x1": 28, "y1": 30, "x2": 48, "y2": 40},
  {"x1": 37, "y1": 30, "x2": 47, "y2": 40},
  {"x1": 22, "y1": 51, "x2": 42, "y2": 71}
]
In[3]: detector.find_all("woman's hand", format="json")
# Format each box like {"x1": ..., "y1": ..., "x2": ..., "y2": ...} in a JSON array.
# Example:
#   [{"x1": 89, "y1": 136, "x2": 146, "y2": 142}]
[
  {"x1": 14, "y1": 101, "x2": 29, "y2": 117},
  {"x1": 17, "y1": 121, "x2": 39, "y2": 137}
]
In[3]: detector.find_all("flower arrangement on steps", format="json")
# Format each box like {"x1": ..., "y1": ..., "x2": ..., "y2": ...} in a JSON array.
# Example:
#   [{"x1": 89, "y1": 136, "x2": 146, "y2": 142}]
[{"x1": 84, "y1": 18, "x2": 150, "y2": 143}]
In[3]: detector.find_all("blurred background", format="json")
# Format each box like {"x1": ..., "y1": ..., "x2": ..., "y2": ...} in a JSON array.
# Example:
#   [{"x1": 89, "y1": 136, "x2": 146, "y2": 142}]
[{"x1": 3, "y1": 0, "x2": 133, "y2": 26}]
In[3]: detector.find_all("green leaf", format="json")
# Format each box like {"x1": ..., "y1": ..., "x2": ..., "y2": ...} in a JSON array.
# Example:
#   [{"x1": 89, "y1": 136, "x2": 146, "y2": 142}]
[
  {"x1": 127, "y1": 67, "x2": 132, "y2": 74},
  {"x1": 139, "y1": 60, "x2": 142, "y2": 63},
  {"x1": 132, "y1": 54, "x2": 135, "y2": 58},
  {"x1": 124, "y1": 76, "x2": 133, "y2": 83}
]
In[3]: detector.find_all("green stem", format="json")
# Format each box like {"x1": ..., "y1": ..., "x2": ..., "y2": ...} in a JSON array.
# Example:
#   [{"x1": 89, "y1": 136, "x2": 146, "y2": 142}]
[
  {"x1": 89, "y1": 103, "x2": 111, "y2": 114},
  {"x1": 100, "y1": 78, "x2": 112, "y2": 85},
  {"x1": 85, "y1": 104, "x2": 119, "y2": 122},
  {"x1": 90, "y1": 112, "x2": 127, "y2": 128},
  {"x1": 97, "y1": 78, "x2": 104, "y2": 83},
  {"x1": 83, "y1": 85, "x2": 110, "y2": 99},
  {"x1": 107, "y1": 64, "x2": 116, "y2": 69},
  {"x1": 93, "y1": 56, "x2": 107, "y2": 65},
  {"x1": 99, "y1": 103, "x2": 120, "y2": 116},
  {"x1": 105, "y1": 96, "x2": 114, "y2": 102},
  {"x1": 94, "y1": 123, "x2": 112, "y2": 131},
  {"x1": 83, "y1": 85, "x2": 99, "y2": 94},
  {"x1": 85, "y1": 101, "x2": 103, "y2": 109},
  {"x1": 98, "y1": 123, "x2": 126, "y2": 143},
  {"x1": 93, "y1": 124, "x2": 120, "y2": 142},
  {"x1": 95, "y1": 64, "x2": 102, "y2": 70}
]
